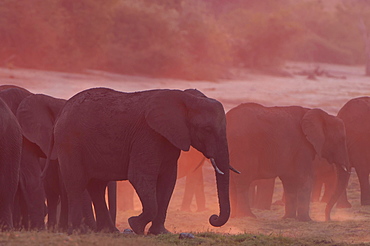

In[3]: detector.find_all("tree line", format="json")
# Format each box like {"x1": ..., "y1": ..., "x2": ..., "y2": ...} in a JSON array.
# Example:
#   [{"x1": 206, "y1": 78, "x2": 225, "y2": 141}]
[{"x1": 0, "y1": 0, "x2": 369, "y2": 80}]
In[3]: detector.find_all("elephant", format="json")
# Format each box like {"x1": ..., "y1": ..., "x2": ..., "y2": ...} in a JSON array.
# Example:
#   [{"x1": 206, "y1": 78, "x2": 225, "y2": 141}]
[
  {"x1": 0, "y1": 97, "x2": 22, "y2": 230},
  {"x1": 337, "y1": 96, "x2": 370, "y2": 205},
  {"x1": 0, "y1": 87, "x2": 46, "y2": 230},
  {"x1": 227, "y1": 103, "x2": 350, "y2": 221},
  {"x1": 50, "y1": 87, "x2": 234, "y2": 235},
  {"x1": 117, "y1": 147, "x2": 207, "y2": 213}
]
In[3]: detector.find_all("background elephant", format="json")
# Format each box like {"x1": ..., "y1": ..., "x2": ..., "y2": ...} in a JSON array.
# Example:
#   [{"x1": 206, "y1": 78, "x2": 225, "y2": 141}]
[
  {"x1": 0, "y1": 97, "x2": 22, "y2": 230},
  {"x1": 16, "y1": 92, "x2": 110, "y2": 232},
  {"x1": 117, "y1": 147, "x2": 207, "y2": 213},
  {"x1": 52, "y1": 87, "x2": 232, "y2": 235},
  {"x1": 0, "y1": 87, "x2": 46, "y2": 230},
  {"x1": 337, "y1": 96, "x2": 370, "y2": 206},
  {"x1": 227, "y1": 103, "x2": 350, "y2": 221}
]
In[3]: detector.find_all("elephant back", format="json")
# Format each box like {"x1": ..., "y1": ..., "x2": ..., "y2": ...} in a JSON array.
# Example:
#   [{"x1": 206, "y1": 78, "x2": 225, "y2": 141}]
[{"x1": 0, "y1": 87, "x2": 33, "y2": 115}]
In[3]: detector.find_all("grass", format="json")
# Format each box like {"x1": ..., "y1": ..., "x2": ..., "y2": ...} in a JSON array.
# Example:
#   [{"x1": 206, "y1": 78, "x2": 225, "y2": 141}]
[{"x1": 0, "y1": 231, "x2": 361, "y2": 246}]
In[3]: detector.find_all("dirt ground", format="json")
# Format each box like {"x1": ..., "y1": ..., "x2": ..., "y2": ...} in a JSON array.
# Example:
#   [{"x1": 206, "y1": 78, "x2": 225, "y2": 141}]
[{"x1": 2, "y1": 62, "x2": 370, "y2": 244}]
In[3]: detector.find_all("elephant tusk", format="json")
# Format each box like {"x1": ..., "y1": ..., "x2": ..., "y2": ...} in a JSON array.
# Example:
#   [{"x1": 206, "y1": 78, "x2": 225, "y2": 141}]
[
  {"x1": 210, "y1": 158, "x2": 224, "y2": 175},
  {"x1": 230, "y1": 165, "x2": 241, "y2": 174},
  {"x1": 341, "y1": 165, "x2": 351, "y2": 174}
]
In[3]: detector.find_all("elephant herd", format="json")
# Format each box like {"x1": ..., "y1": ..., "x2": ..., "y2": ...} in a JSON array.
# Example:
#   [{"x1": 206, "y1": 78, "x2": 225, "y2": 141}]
[{"x1": 0, "y1": 84, "x2": 369, "y2": 235}]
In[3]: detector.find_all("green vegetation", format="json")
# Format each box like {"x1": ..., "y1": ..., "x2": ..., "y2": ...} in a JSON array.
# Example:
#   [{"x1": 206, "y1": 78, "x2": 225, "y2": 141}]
[
  {"x1": 0, "y1": 0, "x2": 369, "y2": 79},
  {"x1": 0, "y1": 231, "x2": 357, "y2": 246}
]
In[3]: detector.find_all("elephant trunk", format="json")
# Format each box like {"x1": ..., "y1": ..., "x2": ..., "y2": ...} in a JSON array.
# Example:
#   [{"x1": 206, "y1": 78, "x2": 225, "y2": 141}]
[
  {"x1": 209, "y1": 149, "x2": 230, "y2": 227},
  {"x1": 325, "y1": 164, "x2": 350, "y2": 221}
]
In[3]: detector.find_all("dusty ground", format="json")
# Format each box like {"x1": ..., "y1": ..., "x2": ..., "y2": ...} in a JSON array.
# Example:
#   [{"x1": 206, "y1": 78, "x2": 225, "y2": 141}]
[{"x1": 1, "y1": 62, "x2": 370, "y2": 244}]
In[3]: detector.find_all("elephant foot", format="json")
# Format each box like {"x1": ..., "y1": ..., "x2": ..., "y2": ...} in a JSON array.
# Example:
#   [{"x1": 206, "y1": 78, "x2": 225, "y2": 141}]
[
  {"x1": 128, "y1": 216, "x2": 146, "y2": 235},
  {"x1": 148, "y1": 224, "x2": 171, "y2": 235},
  {"x1": 336, "y1": 201, "x2": 352, "y2": 209},
  {"x1": 282, "y1": 214, "x2": 296, "y2": 220},
  {"x1": 361, "y1": 200, "x2": 370, "y2": 206},
  {"x1": 297, "y1": 214, "x2": 312, "y2": 222}
]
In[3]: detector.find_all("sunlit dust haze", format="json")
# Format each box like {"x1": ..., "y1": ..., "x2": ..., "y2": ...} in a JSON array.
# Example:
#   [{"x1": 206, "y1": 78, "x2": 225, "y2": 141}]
[{"x1": 2, "y1": 0, "x2": 370, "y2": 245}]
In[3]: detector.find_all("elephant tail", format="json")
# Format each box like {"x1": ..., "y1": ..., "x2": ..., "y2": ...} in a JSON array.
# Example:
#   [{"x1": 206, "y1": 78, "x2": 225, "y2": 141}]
[{"x1": 41, "y1": 128, "x2": 55, "y2": 180}]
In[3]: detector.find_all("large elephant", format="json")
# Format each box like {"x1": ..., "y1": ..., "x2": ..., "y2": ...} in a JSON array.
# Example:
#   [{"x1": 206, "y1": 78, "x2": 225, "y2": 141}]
[
  {"x1": 227, "y1": 103, "x2": 350, "y2": 221},
  {"x1": 337, "y1": 96, "x2": 370, "y2": 205},
  {"x1": 0, "y1": 97, "x2": 22, "y2": 230},
  {"x1": 51, "y1": 87, "x2": 232, "y2": 235}
]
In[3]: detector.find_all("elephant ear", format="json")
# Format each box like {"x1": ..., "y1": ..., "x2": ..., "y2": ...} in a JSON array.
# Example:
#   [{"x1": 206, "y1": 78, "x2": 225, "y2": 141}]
[
  {"x1": 301, "y1": 108, "x2": 326, "y2": 157},
  {"x1": 16, "y1": 94, "x2": 66, "y2": 158},
  {"x1": 145, "y1": 90, "x2": 191, "y2": 151}
]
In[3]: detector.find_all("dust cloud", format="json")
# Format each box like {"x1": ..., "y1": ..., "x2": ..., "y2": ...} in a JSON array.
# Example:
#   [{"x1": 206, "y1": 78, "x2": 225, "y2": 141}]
[{"x1": 2, "y1": 62, "x2": 370, "y2": 244}]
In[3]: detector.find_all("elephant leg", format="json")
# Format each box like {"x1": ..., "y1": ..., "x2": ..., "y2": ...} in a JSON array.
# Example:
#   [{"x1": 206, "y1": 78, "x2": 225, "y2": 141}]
[
  {"x1": 281, "y1": 177, "x2": 298, "y2": 219},
  {"x1": 44, "y1": 160, "x2": 61, "y2": 231},
  {"x1": 355, "y1": 168, "x2": 370, "y2": 205},
  {"x1": 320, "y1": 171, "x2": 336, "y2": 203},
  {"x1": 87, "y1": 180, "x2": 116, "y2": 232},
  {"x1": 107, "y1": 181, "x2": 117, "y2": 225},
  {"x1": 21, "y1": 166, "x2": 46, "y2": 230},
  {"x1": 12, "y1": 187, "x2": 22, "y2": 230},
  {"x1": 46, "y1": 194, "x2": 59, "y2": 231},
  {"x1": 128, "y1": 176, "x2": 158, "y2": 235},
  {"x1": 296, "y1": 177, "x2": 312, "y2": 221},
  {"x1": 336, "y1": 188, "x2": 351, "y2": 208},
  {"x1": 148, "y1": 164, "x2": 177, "y2": 235},
  {"x1": 62, "y1": 173, "x2": 88, "y2": 234},
  {"x1": 193, "y1": 167, "x2": 206, "y2": 212},
  {"x1": 311, "y1": 178, "x2": 323, "y2": 202},
  {"x1": 58, "y1": 183, "x2": 69, "y2": 231},
  {"x1": 81, "y1": 190, "x2": 97, "y2": 231},
  {"x1": 180, "y1": 176, "x2": 194, "y2": 212},
  {"x1": 254, "y1": 179, "x2": 275, "y2": 210},
  {"x1": 235, "y1": 180, "x2": 255, "y2": 218}
]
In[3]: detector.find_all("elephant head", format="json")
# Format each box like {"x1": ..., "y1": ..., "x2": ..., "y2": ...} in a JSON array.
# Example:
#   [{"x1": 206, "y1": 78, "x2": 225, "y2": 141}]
[
  {"x1": 145, "y1": 89, "x2": 231, "y2": 227},
  {"x1": 16, "y1": 94, "x2": 66, "y2": 159},
  {"x1": 301, "y1": 108, "x2": 350, "y2": 220},
  {"x1": 0, "y1": 87, "x2": 32, "y2": 115}
]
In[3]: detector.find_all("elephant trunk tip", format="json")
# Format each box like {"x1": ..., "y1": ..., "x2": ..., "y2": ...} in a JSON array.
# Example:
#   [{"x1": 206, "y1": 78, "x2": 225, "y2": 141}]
[{"x1": 209, "y1": 214, "x2": 228, "y2": 227}]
